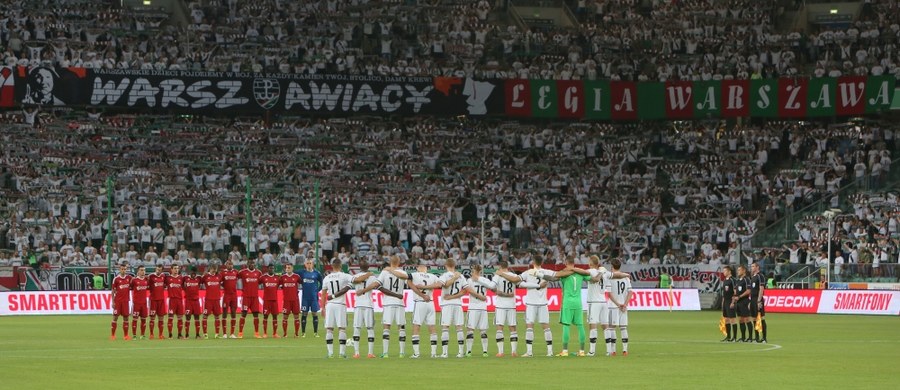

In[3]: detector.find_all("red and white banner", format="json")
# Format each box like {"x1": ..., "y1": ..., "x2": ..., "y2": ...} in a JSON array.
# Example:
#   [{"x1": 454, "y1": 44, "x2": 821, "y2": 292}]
[
  {"x1": 0, "y1": 288, "x2": 700, "y2": 316},
  {"x1": 764, "y1": 289, "x2": 900, "y2": 315}
]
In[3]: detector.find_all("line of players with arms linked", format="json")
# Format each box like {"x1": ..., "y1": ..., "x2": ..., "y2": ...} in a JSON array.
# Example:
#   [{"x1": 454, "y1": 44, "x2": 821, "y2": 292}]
[
  {"x1": 720, "y1": 263, "x2": 769, "y2": 344},
  {"x1": 110, "y1": 254, "x2": 636, "y2": 358}
]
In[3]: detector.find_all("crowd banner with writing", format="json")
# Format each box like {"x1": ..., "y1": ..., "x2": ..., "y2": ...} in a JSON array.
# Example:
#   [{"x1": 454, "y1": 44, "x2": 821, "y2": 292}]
[{"x1": 10, "y1": 67, "x2": 895, "y2": 120}]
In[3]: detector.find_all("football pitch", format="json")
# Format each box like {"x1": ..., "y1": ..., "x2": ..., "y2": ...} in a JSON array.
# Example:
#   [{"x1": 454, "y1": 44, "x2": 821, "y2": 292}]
[{"x1": 1, "y1": 312, "x2": 895, "y2": 389}]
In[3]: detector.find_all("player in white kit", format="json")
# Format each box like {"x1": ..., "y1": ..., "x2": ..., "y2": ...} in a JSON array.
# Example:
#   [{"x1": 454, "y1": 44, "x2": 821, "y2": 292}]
[
  {"x1": 495, "y1": 254, "x2": 555, "y2": 357},
  {"x1": 351, "y1": 260, "x2": 381, "y2": 358},
  {"x1": 607, "y1": 259, "x2": 633, "y2": 356},
  {"x1": 465, "y1": 265, "x2": 491, "y2": 357},
  {"x1": 321, "y1": 259, "x2": 355, "y2": 358},
  {"x1": 439, "y1": 259, "x2": 469, "y2": 358},
  {"x1": 491, "y1": 260, "x2": 520, "y2": 357},
  {"x1": 408, "y1": 264, "x2": 442, "y2": 358},
  {"x1": 586, "y1": 255, "x2": 630, "y2": 356},
  {"x1": 377, "y1": 255, "x2": 411, "y2": 358}
]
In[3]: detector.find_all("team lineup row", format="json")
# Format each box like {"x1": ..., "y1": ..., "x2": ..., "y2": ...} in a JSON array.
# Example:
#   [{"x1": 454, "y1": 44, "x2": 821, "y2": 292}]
[{"x1": 109, "y1": 255, "x2": 634, "y2": 358}]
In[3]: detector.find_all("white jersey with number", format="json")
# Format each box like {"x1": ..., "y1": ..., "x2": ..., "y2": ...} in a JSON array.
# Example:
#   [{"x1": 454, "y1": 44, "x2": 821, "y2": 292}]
[
  {"x1": 522, "y1": 268, "x2": 554, "y2": 306},
  {"x1": 440, "y1": 272, "x2": 468, "y2": 306},
  {"x1": 469, "y1": 278, "x2": 491, "y2": 311},
  {"x1": 353, "y1": 273, "x2": 380, "y2": 308},
  {"x1": 322, "y1": 272, "x2": 354, "y2": 305},
  {"x1": 411, "y1": 272, "x2": 440, "y2": 302},
  {"x1": 378, "y1": 270, "x2": 406, "y2": 307},
  {"x1": 588, "y1": 268, "x2": 611, "y2": 303},
  {"x1": 492, "y1": 274, "x2": 518, "y2": 309},
  {"x1": 608, "y1": 276, "x2": 632, "y2": 307}
]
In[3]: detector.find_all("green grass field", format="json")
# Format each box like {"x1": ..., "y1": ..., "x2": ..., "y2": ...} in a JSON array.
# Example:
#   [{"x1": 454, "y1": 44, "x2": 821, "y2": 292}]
[{"x1": 1, "y1": 312, "x2": 896, "y2": 389}]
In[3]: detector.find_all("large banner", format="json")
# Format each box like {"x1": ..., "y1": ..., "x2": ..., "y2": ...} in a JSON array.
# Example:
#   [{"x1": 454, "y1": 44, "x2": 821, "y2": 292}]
[
  {"x1": 8, "y1": 66, "x2": 895, "y2": 119},
  {"x1": 764, "y1": 289, "x2": 900, "y2": 315},
  {"x1": 0, "y1": 288, "x2": 700, "y2": 316}
]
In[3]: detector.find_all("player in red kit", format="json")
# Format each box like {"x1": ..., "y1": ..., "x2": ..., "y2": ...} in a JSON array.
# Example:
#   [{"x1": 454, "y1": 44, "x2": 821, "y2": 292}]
[
  {"x1": 111, "y1": 263, "x2": 133, "y2": 340},
  {"x1": 130, "y1": 265, "x2": 150, "y2": 339},
  {"x1": 238, "y1": 259, "x2": 263, "y2": 338},
  {"x1": 221, "y1": 260, "x2": 240, "y2": 338},
  {"x1": 184, "y1": 266, "x2": 203, "y2": 339},
  {"x1": 281, "y1": 263, "x2": 302, "y2": 338},
  {"x1": 148, "y1": 266, "x2": 168, "y2": 339},
  {"x1": 202, "y1": 264, "x2": 224, "y2": 339},
  {"x1": 165, "y1": 264, "x2": 186, "y2": 339},
  {"x1": 260, "y1": 265, "x2": 281, "y2": 338}
]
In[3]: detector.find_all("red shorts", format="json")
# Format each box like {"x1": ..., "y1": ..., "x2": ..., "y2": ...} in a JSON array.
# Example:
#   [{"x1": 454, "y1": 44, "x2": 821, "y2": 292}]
[
  {"x1": 150, "y1": 300, "x2": 166, "y2": 316},
  {"x1": 133, "y1": 300, "x2": 149, "y2": 318},
  {"x1": 222, "y1": 295, "x2": 238, "y2": 314},
  {"x1": 282, "y1": 300, "x2": 300, "y2": 315},
  {"x1": 185, "y1": 299, "x2": 202, "y2": 316},
  {"x1": 204, "y1": 297, "x2": 222, "y2": 316},
  {"x1": 263, "y1": 300, "x2": 280, "y2": 316},
  {"x1": 242, "y1": 296, "x2": 260, "y2": 314},
  {"x1": 168, "y1": 298, "x2": 185, "y2": 316},
  {"x1": 113, "y1": 300, "x2": 130, "y2": 317}
]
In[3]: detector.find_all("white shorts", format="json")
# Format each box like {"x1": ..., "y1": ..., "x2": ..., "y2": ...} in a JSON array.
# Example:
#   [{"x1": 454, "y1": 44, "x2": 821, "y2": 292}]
[
  {"x1": 382, "y1": 305, "x2": 406, "y2": 326},
  {"x1": 412, "y1": 301, "x2": 436, "y2": 326},
  {"x1": 587, "y1": 302, "x2": 609, "y2": 325},
  {"x1": 354, "y1": 306, "x2": 374, "y2": 329},
  {"x1": 608, "y1": 306, "x2": 628, "y2": 327},
  {"x1": 467, "y1": 310, "x2": 488, "y2": 330},
  {"x1": 324, "y1": 303, "x2": 347, "y2": 329},
  {"x1": 440, "y1": 305, "x2": 464, "y2": 327},
  {"x1": 525, "y1": 305, "x2": 549, "y2": 324},
  {"x1": 494, "y1": 308, "x2": 517, "y2": 327}
]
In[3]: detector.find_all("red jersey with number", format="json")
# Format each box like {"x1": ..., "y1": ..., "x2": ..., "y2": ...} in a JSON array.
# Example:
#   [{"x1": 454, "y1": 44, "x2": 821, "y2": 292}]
[
  {"x1": 130, "y1": 276, "x2": 150, "y2": 301},
  {"x1": 112, "y1": 275, "x2": 132, "y2": 303},
  {"x1": 238, "y1": 269, "x2": 262, "y2": 298},
  {"x1": 280, "y1": 274, "x2": 301, "y2": 302},
  {"x1": 184, "y1": 275, "x2": 202, "y2": 300},
  {"x1": 260, "y1": 274, "x2": 280, "y2": 301},
  {"x1": 221, "y1": 269, "x2": 239, "y2": 296},
  {"x1": 202, "y1": 273, "x2": 223, "y2": 299},
  {"x1": 148, "y1": 273, "x2": 167, "y2": 300},
  {"x1": 165, "y1": 275, "x2": 185, "y2": 299}
]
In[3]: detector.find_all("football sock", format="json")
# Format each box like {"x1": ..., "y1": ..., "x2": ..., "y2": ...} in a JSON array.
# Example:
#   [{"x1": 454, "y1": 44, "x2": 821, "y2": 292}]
[
  {"x1": 263, "y1": 318, "x2": 268, "y2": 335},
  {"x1": 282, "y1": 318, "x2": 288, "y2": 335},
  {"x1": 621, "y1": 328, "x2": 629, "y2": 352},
  {"x1": 295, "y1": 319, "x2": 301, "y2": 336},
  {"x1": 140, "y1": 318, "x2": 146, "y2": 336},
  {"x1": 544, "y1": 328, "x2": 554, "y2": 355},
  {"x1": 326, "y1": 329, "x2": 334, "y2": 355},
  {"x1": 111, "y1": 320, "x2": 117, "y2": 337},
  {"x1": 176, "y1": 319, "x2": 183, "y2": 337},
  {"x1": 466, "y1": 331, "x2": 474, "y2": 353},
  {"x1": 253, "y1": 316, "x2": 259, "y2": 332},
  {"x1": 457, "y1": 330, "x2": 464, "y2": 355},
  {"x1": 481, "y1": 332, "x2": 488, "y2": 353},
  {"x1": 167, "y1": 318, "x2": 174, "y2": 336},
  {"x1": 382, "y1": 330, "x2": 390, "y2": 354},
  {"x1": 338, "y1": 330, "x2": 347, "y2": 355},
  {"x1": 131, "y1": 319, "x2": 137, "y2": 336},
  {"x1": 562, "y1": 326, "x2": 570, "y2": 350},
  {"x1": 230, "y1": 318, "x2": 236, "y2": 334},
  {"x1": 441, "y1": 329, "x2": 450, "y2": 355},
  {"x1": 510, "y1": 332, "x2": 518, "y2": 353},
  {"x1": 312, "y1": 315, "x2": 319, "y2": 334},
  {"x1": 203, "y1": 317, "x2": 209, "y2": 334},
  {"x1": 726, "y1": 322, "x2": 732, "y2": 339},
  {"x1": 412, "y1": 335, "x2": 421, "y2": 355},
  {"x1": 158, "y1": 318, "x2": 164, "y2": 336},
  {"x1": 762, "y1": 320, "x2": 767, "y2": 340},
  {"x1": 589, "y1": 328, "x2": 598, "y2": 354},
  {"x1": 239, "y1": 317, "x2": 246, "y2": 333},
  {"x1": 301, "y1": 313, "x2": 307, "y2": 333},
  {"x1": 605, "y1": 328, "x2": 614, "y2": 354},
  {"x1": 367, "y1": 327, "x2": 375, "y2": 353},
  {"x1": 430, "y1": 334, "x2": 438, "y2": 355},
  {"x1": 739, "y1": 323, "x2": 746, "y2": 340},
  {"x1": 149, "y1": 319, "x2": 155, "y2": 336},
  {"x1": 496, "y1": 330, "x2": 504, "y2": 354},
  {"x1": 525, "y1": 328, "x2": 534, "y2": 355},
  {"x1": 123, "y1": 319, "x2": 129, "y2": 337},
  {"x1": 731, "y1": 324, "x2": 737, "y2": 339},
  {"x1": 398, "y1": 326, "x2": 406, "y2": 354},
  {"x1": 213, "y1": 317, "x2": 219, "y2": 335},
  {"x1": 577, "y1": 324, "x2": 585, "y2": 350},
  {"x1": 194, "y1": 319, "x2": 200, "y2": 336},
  {"x1": 352, "y1": 329, "x2": 361, "y2": 354}
]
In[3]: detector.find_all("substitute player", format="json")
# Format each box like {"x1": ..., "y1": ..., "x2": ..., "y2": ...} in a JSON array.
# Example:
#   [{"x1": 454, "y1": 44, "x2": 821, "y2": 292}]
[
  {"x1": 280, "y1": 263, "x2": 302, "y2": 338},
  {"x1": 321, "y1": 259, "x2": 354, "y2": 358},
  {"x1": 221, "y1": 260, "x2": 239, "y2": 338},
  {"x1": 165, "y1": 264, "x2": 186, "y2": 339},
  {"x1": 750, "y1": 263, "x2": 767, "y2": 343},
  {"x1": 734, "y1": 265, "x2": 752, "y2": 342},
  {"x1": 409, "y1": 264, "x2": 441, "y2": 358},
  {"x1": 111, "y1": 263, "x2": 132, "y2": 340},
  {"x1": 544, "y1": 257, "x2": 590, "y2": 357},
  {"x1": 299, "y1": 259, "x2": 324, "y2": 337},
  {"x1": 492, "y1": 260, "x2": 520, "y2": 357},
  {"x1": 465, "y1": 264, "x2": 491, "y2": 357},
  {"x1": 496, "y1": 255, "x2": 554, "y2": 357},
  {"x1": 721, "y1": 266, "x2": 737, "y2": 342},
  {"x1": 607, "y1": 259, "x2": 633, "y2": 356},
  {"x1": 130, "y1": 265, "x2": 150, "y2": 340},
  {"x1": 378, "y1": 255, "x2": 411, "y2": 358},
  {"x1": 351, "y1": 260, "x2": 380, "y2": 358},
  {"x1": 201, "y1": 264, "x2": 224, "y2": 338},
  {"x1": 148, "y1": 266, "x2": 168, "y2": 339},
  {"x1": 184, "y1": 267, "x2": 203, "y2": 339},
  {"x1": 439, "y1": 259, "x2": 470, "y2": 358},
  {"x1": 260, "y1": 265, "x2": 281, "y2": 338},
  {"x1": 238, "y1": 259, "x2": 263, "y2": 338}
]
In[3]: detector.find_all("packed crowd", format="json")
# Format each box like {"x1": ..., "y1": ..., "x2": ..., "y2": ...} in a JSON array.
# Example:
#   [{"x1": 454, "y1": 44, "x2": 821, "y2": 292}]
[
  {"x1": 0, "y1": 107, "x2": 896, "y2": 271},
  {"x1": 2, "y1": 0, "x2": 900, "y2": 79}
]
